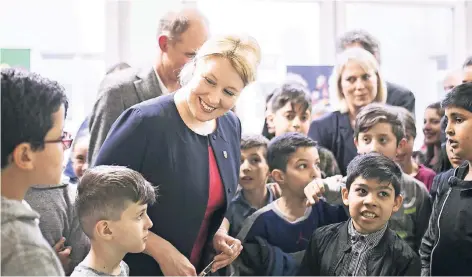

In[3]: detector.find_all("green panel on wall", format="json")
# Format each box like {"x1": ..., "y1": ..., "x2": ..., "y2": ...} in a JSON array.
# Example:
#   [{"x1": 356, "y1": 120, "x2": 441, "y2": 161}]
[{"x1": 0, "y1": 49, "x2": 31, "y2": 70}]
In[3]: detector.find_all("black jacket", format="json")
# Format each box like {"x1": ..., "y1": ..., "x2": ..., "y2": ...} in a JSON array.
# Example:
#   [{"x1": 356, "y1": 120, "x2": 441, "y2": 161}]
[
  {"x1": 298, "y1": 222, "x2": 421, "y2": 276},
  {"x1": 419, "y1": 162, "x2": 472, "y2": 276},
  {"x1": 386, "y1": 81, "x2": 416, "y2": 115}
]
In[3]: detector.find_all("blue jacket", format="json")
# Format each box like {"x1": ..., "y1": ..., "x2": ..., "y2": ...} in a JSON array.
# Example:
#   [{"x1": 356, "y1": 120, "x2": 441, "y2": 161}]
[{"x1": 94, "y1": 94, "x2": 241, "y2": 275}]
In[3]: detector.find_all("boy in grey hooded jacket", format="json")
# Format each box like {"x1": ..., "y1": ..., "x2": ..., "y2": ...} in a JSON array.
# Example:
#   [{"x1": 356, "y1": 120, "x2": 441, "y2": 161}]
[{"x1": 1, "y1": 68, "x2": 69, "y2": 276}]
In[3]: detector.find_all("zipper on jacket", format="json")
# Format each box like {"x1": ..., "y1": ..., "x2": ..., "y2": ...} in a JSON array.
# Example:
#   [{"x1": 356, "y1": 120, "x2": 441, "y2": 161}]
[{"x1": 429, "y1": 187, "x2": 452, "y2": 274}]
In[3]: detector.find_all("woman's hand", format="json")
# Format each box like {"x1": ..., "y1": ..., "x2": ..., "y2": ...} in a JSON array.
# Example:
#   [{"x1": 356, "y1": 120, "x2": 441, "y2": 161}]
[
  {"x1": 211, "y1": 229, "x2": 243, "y2": 272},
  {"x1": 145, "y1": 232, "x2": 197, "y2": 276},
  {"x1": 158, "y1": 247, "x2": 197, "y2": 276}
]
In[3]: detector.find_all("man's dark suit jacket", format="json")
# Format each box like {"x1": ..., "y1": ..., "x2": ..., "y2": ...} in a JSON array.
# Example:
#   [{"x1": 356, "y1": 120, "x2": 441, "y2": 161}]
[
  {"x1": 88, "y1": 67, "x2": 163, "y2": 164},
  {"x1": 94, "y1": 94, "x2": 241, "y2": 275},
  {"x1": 386, "y1": 81, "x2": 416, "y2": 115}
]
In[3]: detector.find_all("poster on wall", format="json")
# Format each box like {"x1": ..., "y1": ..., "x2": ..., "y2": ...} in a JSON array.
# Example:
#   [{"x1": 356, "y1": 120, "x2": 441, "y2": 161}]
[
  {"x1": 286, "y1": 65, "x2": 334, "y2": 118},
  {"x1": 0, "y1": 49, "x2": 31, "y2": 70}
]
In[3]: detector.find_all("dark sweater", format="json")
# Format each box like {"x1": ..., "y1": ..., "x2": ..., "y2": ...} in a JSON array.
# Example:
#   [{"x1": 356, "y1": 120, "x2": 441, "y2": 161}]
[{"x1": 94, "y1": 94, "x2": 241, "y2": 275}]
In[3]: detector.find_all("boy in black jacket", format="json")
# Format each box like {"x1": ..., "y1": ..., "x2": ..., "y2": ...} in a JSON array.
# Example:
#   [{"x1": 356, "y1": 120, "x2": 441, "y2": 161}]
[
  {"x1": 419, "y1": 82, "x2": 472, "y2": 276},
  {"x1": 299, "y1": 152, "x2": 420, "y2": 276}
]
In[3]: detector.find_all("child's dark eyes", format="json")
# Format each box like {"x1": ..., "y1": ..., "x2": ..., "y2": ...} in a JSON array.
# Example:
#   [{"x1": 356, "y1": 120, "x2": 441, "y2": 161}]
[
  {"x1": 379, "y1": 191, "x2": 390, "y2": 197},
  {"x1": 355, "y1": 188, "x2": 367, "y2": 195},
  {"x1": 298, "y1": 163, "x2": 307, "y2": 169}
]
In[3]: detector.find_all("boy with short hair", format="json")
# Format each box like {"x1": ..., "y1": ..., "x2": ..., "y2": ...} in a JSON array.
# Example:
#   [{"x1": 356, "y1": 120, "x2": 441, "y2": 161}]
[
  {"x1": 305, "y1": 103, "x2": 431, "y2": 252},
  {"x1": 420, "y1": 82, "x2": 472, "y2": 276},
  {"x1": 1, "y1": 68, "x2": 68, "y2": 276},
  {"x1": 215, "y1": 134, "x2": 274, "y2": 240},
  {"x1": 298, "y1": 152, "x2": 421, "y2": 276},
  {"x1": 394, "y1": 107, "x2": 436, "y2": 190},
  {"x1": 71, "y1": 165, "x2": 156, "y2": 276},
  {"x1": 25, "y1": 134, "x2": 91, "y2": 274},
  {"x1": 267, "y1": 83, "x2": 340, "y2": 177},
  {"x1": 233, "y1": 133, "x2": 347, "y2": 275}
]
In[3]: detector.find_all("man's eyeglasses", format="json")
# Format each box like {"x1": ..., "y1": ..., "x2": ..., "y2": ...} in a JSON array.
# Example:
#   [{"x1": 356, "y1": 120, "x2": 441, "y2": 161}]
[{"x1": 44, "y1": 132, "x2": 73, "y2": 150}]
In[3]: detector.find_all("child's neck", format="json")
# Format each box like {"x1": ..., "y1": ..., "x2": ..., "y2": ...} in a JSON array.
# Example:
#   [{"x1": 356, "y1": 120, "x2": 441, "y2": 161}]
[
  {"x1": 276, "y1": 195, "x2": 308, "y2": 222},
  {"x1": 242, "y1": 186, "x2": 268, "y2": 209},
  {"x1": 465, "y1": 161, "x2": 472, "y2": 181},
  {"x1": 85, "y1": 242, "x2": 125, "y2": 275},
  {"x1": 402, "y1": 157, "x2": 418, "y2": 176},
  {"x1": 1, "y1": 168, "x2": 30, "y2": 201}
]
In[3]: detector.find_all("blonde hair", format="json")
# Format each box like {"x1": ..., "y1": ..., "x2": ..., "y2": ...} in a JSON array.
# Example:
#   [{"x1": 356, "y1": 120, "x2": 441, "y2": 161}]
[
  {"x1": 180, "y1": 34, "x2": 261, "y2": 87},
  {"x1": 330, "y1": 47, "x2": 387, "y2": 113}
]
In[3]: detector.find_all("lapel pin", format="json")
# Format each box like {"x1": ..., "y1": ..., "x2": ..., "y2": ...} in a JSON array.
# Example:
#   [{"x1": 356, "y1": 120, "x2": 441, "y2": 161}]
[{"x1": 223, "y1": 151, "x2": 228, "y2": 159}]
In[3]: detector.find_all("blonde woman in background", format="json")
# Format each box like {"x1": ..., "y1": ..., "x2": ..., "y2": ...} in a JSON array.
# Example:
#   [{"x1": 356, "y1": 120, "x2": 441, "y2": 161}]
[
  {"x1": 93, "y1": 34, "x2": 261, "y2": 276},
  {"x1": 308, "y1": 47, "x2": 387, "y2": 175}
]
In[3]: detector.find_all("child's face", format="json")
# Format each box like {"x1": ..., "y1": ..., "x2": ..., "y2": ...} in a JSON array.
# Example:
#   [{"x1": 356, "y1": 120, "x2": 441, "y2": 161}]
[
  {"x1": 446, "y1": 141, "x2": 464, "y2": 168},
  {"x1": 109, "y1": 202, "x2": 153, "y2": 253},
  {"x1": 355, "y1": 123, "x2": 403, "y2": 161},
  {"x1": 239, "y1": 147, "x2": 269, "y2": 191},
  {"x1": 423, "y1": 108, "x2": 442, "y2": 146},
  {"x1": 72, "y1": 140, "x2": 89, "y2": 178},
  {"x1": 270, "y1": 102, "x2": 311, "y2": 136},
  {"x1": 342, "y1": 177, "x2": 402, "y2": 234},
  {"x1": 276, "y1": 146, "x2": 321, "y2": 199},
  {"x1": 395, "y1": 133, "x2": 414, "y2": 165},
  {"x1": 445, "y1": 106, "x2": 472, "y2": 162}
]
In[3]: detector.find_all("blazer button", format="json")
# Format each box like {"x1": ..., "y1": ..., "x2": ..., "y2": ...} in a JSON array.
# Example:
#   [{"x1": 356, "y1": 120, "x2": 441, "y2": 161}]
[{"x1": 212, "y1": 135, "x2": 217, "y2": 140}]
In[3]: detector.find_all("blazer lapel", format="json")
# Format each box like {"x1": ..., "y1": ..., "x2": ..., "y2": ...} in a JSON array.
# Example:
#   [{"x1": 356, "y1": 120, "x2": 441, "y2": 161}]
[
  {"x1": 209, "y1": 121, "x2": 236, "y2": 209},
  {"x1": 133, "y1": 67, "x2": 163, "y2": 102},
  {"x1": 338, "y1": 113, "x2": 357, "y2": 158}
]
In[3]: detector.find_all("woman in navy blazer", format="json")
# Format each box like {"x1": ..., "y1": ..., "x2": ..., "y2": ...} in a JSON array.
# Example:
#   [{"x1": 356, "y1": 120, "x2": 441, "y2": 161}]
[
  {"x1": 308, "y1": 48, "x2": 387, "y2": 175},
  {"x1": 94, "y1": 35, "x2": 261, "y2": 276}
]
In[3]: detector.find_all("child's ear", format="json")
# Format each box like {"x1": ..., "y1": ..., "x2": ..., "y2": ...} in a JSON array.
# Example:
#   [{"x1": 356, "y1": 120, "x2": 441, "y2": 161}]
[
  {"x1": 12, "y1": 143, "x2": 35, "y2": 170},
  {"x1": 392, "y1": 194, "x2": 403, "y2": 213},
  {"x1": 396, "y1": 138, "x2": 408, "y2": 156},
  {"x1": 271, "y1": 169, "x2": 284, "y2": 185},
  {"x1": 341, "y1": 187, "x2": 350, "y2": 206},
  {"x1": 95, "y1": 220, "x2": 113, "y2": 240}
]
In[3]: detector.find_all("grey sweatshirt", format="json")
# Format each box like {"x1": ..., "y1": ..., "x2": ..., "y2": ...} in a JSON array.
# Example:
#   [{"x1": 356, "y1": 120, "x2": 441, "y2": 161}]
[
  {"x1": 24, "y1": 184, "x2": 90, "y2": 275},
  {"x1": 1, "y1": 196, "x2": 65, "y2": 276}
]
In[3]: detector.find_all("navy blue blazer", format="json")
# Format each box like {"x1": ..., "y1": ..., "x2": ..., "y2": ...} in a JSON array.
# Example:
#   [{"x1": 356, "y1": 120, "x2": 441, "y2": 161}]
[
  {"x1": 94, "y1": 94, "x2": 241, "y2": 276},
  {"x1": 308, "y1": 111, "x2": 357, "y2": 176}
]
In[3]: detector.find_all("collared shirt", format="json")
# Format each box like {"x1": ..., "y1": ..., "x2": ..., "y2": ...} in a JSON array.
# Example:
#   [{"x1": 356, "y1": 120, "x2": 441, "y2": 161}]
[
  {"x1": 154, "y1": 67, "x2": 169, "y2": 95},
  {"x1": 225, "y1": 186, "x2": 275, "y2": 237},
  {"x1": 340, "y1": 219, "x2": 387, "y2": 276}
]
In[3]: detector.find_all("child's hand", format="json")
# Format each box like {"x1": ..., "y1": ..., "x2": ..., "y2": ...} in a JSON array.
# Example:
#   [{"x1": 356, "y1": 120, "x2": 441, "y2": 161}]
[
  {"x1": 304, "y1": 175, "x2": 344, "y2": 206},
  {"x1": 53, "y1": 237, "x2": 72, "y2": 270},
  {"x1": 267, "y1": 182, "x2": 282, "y2": 199},
  {"x1": 212, "y1": 229, "x2": 242, "y2": 272}
]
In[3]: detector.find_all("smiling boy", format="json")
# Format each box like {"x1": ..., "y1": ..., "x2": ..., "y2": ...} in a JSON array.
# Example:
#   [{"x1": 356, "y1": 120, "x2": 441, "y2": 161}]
[{"x1": 298, "y1": 152, "x2": 420, "y2": 276}]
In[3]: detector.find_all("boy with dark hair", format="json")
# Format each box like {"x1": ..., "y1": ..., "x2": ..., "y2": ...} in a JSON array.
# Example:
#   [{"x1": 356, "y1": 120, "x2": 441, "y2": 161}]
[
  {"x1": 299, "y1": 152, "x2": 420, "y2": 276},
  {"x1": 215, "y1": 134, "x2": 273, "y2": 239},
  {"x1": 1, "y1": 68, "x2": 69, "y2": 275},
  {"x1": 420, "y1": 82, "x2": 472, "y2": 276},
  {"x1": 394, "y1": 107, "x2": 436, "y2": 190},
  {"x1": 71, "y1": 165, "x2": 156, "y2": 276},
  {"x1": 305, "y1": 103, "x2": 431, "y2": 252},
  {"x1": 232, "y1": 133, "x2": 347, "y2": 276},
  {"x1": 267, "y1": 82, "x2": 340, "y2": 177}
]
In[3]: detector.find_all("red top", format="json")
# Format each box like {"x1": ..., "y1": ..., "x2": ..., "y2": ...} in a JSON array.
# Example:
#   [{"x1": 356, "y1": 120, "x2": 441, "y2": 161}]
[
  {"x1": 190, "y1": 146, "x2": 225, "y2": 266},
  {"x1": 415, "y1": 164, "x2": 437, "y2": 191}
]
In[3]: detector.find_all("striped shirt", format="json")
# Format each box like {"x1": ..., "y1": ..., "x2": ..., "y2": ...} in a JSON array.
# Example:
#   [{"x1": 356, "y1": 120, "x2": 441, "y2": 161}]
[{"x1": 340, "y1": 219, "x2": 387, "y2": 276}]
